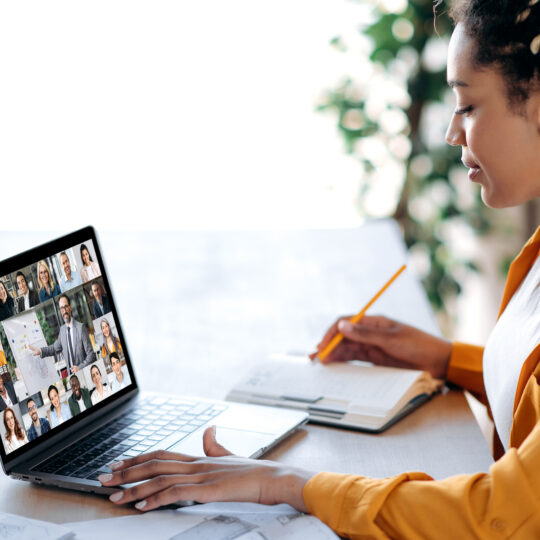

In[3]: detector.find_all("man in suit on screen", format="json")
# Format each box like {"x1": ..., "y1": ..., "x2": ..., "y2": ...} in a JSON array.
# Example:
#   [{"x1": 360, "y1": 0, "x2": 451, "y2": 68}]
[{"x1": 29, "y1": 294, "x2": 95, "y2": 374}]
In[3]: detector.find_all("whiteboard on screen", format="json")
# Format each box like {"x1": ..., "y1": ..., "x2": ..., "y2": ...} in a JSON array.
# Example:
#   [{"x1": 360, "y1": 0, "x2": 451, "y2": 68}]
[{"x1": 2, "y1": 312, "x2": 59, "y2": 396}]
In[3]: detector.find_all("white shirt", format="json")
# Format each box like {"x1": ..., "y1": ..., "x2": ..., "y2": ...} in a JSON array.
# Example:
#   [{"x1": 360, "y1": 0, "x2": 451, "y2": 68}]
[
  {"x1": 91, "y1": 384, "x2": 112, "y2": 405},
  {"x1": 75, "y1": 396, "x2": 87, "y2": 413},
  {"x1": 85, "y1": 265, "x2": 96, "y2": 280},
  {"x1": 6, "y1": 434, "x2": 28, "y2": 453},
  {"x1": 1, "y1": 390, "x2": 13, "y2": 408},
  {"x1": 23, "y1": 292, "x2": 30, "y2": 310},
  {"x1": 484, "y1": 255, "x2": 540, "y2": 450},
  {"x1": 111, "y1": 367, "x2": 131, "y2": 392}
]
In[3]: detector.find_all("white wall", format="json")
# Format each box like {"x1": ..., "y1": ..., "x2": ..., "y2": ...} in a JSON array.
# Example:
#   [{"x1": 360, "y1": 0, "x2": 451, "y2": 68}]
[{"x1": 0, "y1": 0, "x2": 366, "y2": 231}]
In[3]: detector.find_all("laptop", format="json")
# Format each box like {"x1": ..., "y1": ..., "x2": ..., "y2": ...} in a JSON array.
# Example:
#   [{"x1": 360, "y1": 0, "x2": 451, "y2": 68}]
[{"x1": 0, "y1": 226, "x2": 307, "y2": 497}]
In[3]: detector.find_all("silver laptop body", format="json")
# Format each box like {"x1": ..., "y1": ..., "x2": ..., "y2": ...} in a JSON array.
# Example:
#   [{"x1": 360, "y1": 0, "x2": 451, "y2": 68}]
[{"x1": 0, "y1": 226, "x2": 307, "y2": 496}]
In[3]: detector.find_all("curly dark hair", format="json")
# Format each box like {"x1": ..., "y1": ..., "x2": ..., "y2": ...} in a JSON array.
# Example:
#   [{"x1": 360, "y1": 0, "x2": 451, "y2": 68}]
[{"x1": 436, "y1": 0, "x2": 540, "y2": 107}]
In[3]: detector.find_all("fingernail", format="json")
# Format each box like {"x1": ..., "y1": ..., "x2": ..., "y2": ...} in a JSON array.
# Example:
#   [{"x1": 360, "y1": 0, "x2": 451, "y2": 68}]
[
  {"x1": 109, "y1": 491, "x2": 123, "y2": 502},
  {"x1": 109, "y1": 461, "x2": 123, "y2": 470},
  {"x1": 135, "y1": 500, "x2": 147, "y2": 510},
  {"x1": 338, "y1": 320, "x2": 352, "y2": 332},
  {"x1": 99, "y1": 473, "x2": 112, "y2": 483},
  {"x1": 212, "y1": 425, "x2": 216, "y2": 436}
]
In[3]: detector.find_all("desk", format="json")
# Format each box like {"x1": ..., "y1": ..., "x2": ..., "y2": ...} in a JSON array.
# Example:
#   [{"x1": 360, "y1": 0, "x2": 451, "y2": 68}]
[{"x1": 0, "y1": 221, "x2": 494, "y2": 524}]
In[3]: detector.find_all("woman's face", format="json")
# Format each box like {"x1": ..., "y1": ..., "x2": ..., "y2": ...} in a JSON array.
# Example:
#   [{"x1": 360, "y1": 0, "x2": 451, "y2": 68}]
[
  {"x1": 5, "y1": 411, "x2": 14, "y2": 431},
  {"x1": 39, "y1": 265, "x2": 50, "y2": 286},
  {"x1": 91, "y1": 368, "x2": 102, "y2": 385},
  {"x1": 49, "y1": 389, "x2": 60, "y2": 408},
  {"x1": 446, "y1": 24, "x2": 540, "y2": 208},
  {"x1": 0, "y1": 284, "x2": 6, "y2": 303},
  {"x1": 101, "y1": 321, "x2": 110, "y2": 338},
  {"x1": 82, "y1": 249, "x2": 90, "y2": 266}
]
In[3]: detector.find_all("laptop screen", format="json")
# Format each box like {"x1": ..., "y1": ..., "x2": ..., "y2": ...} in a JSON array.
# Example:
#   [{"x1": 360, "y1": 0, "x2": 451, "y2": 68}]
[{"x1": 0, "y1": 227, "x2": 137, "y2": 463}]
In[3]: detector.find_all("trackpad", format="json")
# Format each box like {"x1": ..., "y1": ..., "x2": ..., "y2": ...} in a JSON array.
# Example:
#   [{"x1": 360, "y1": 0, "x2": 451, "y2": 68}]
[{"x1": 169, "y1": 427, "x2": 275, "y2": 458}]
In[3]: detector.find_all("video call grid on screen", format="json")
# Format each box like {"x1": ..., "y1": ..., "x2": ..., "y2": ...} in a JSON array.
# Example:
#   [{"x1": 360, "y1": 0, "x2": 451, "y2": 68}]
[{"x1": 0, "y1": 228, "x2": 137, "y2": 462}]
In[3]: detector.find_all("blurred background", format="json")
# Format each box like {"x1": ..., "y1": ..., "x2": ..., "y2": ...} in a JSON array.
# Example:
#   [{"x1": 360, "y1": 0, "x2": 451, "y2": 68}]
[{"x1": 1, "y1": 0, "x2": 538, "y2": 343}]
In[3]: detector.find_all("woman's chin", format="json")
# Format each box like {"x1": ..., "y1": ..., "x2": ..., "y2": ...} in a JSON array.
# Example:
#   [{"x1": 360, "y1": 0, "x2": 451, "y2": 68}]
[{"x1": 480, "y1": 187, "x2": 519, "y2": 209}]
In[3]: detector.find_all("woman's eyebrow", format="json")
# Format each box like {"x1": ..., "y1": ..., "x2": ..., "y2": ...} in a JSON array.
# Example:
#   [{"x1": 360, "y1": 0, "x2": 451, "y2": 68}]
[{"x1": 448, "y1": 79, "x2": 469, "y2": 88}]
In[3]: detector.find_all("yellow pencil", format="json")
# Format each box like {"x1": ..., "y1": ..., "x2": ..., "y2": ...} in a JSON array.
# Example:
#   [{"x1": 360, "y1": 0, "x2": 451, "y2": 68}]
[{"x1": 316, "y1": 264, "x2": 407, "y2": 363}]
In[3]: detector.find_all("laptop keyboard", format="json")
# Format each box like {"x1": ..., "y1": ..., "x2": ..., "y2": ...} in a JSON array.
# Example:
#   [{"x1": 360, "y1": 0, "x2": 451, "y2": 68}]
[{"x1": 31, "y1": 396, "x2": 228, "y2": 482}]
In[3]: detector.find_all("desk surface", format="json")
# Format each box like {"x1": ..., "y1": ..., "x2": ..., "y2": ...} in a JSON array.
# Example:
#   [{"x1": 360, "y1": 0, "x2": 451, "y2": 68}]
[{"x1": 0, "y1": 223, "x2": 494, "y2": 524}]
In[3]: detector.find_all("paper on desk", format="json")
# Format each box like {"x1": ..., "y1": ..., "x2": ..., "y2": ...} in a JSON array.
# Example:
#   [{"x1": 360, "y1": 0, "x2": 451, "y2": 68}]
[
  {"x1": 66, "y1": 502, "x2": 338, "y2": 540},
  {"x1": 229, "y1": 358, "x2": 425, "y2": 412},
  {"x1": 0, "y1": 511, "x2": 73, "y2": 540}
]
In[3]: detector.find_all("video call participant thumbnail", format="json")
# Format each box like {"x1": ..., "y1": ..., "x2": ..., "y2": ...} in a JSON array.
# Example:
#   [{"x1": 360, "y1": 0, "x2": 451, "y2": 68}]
[
  {"x1": 47, "y1": 384, "x2": 72, "y2": 428},
  {"x1": 37, "y1": 260, "x2": 61, "y2": 302},
  {"x1": 80, "y1": 244, "x2": 101, "y2": 283},
  {"x1": 15, "y1": 271, "x2": 39, "y2": 313},
  {"x1": 59, "y1": 252, "x2": 82, "y2": 292},
  {"x1": 0, "y1": 377, "x2": 18, "y2": 412},
  {"x1": 3, "y1": 407, "x2": 28, "y2": 453},
  {"x1": 67, "y1": 374, "x2": 92, "y2": 416},
  {"x1": 92, "y1": 283, "x2": 111, "y2": 319},
  {"x1": 90, "y1": 364, "x2": 112, "y2": 405},
  {"x1": 26, "y1": 398, "x2": 51, "y2": 441},
  {"x1": 110, "y1": 352, "x2": 131, "y2": 392},
  {"x1": 30, "y1": 294, "x2": 95, "y2": 374},
  {"x1": 0, "y1": 280, "x2": 14, "y2": 322},
  {"x1": 100, "y1": 318, "x2": 122, "y2": 358}
]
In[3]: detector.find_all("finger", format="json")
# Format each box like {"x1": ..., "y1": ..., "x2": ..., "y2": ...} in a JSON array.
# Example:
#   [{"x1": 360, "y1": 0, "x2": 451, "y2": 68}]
[
  {"x1": 108, "y1": 473, "x2": 203, "y2": 505},
  {"x1": 132, "y1": 471, "x2": 257, "y2": 512},
  {"x1": 337, "y1": 319, "x2": 391, "y2": 346},
  {"x1": 203, "y1": 426, "x2": 233, "y2": 457},
  {"x1": 317, "y1": 316, "x2": 351, "y2": 350},
  {"x1": 324, "y1": 342, "x2": 371, "y2": 364},
  {"x1": 108, "y1": 449, "x2": 197, "y2": 473},
  {"x1": 132, "y1": 482, "x2": 219, "y2": 512},
  {"x1": 100, "y1": 458, "x2": 206, "y2": 487}
]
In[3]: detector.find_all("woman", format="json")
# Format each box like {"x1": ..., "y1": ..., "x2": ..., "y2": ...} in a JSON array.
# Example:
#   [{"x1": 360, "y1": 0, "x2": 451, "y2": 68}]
[
  {"x1": 90, "y1": 364, "x2": 112, "y2": 405},
  {"x1": 100, "y1": 318, "x2": 122, "y2": 358},
  {"x1": 80, "y1": 244, "x2": 101, "y2": 283},
  {"x1": 48, "y1": 384, "x2": 72, "y2": 428},
  {"x1": 0, "y1": 281, "x2": 14, "y2": 322},
  {"x1": 101, "y1": 1, "x2": 540, "y2": 536},
  {"x1": 3, "y1": 407, "x2": 28, "y2": 453},
  {"x1": 37, "y1": 260, "x2": 61, "y2": 303}
]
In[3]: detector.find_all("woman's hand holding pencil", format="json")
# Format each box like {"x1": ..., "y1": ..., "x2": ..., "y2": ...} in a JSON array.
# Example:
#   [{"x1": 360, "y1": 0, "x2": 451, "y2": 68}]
[
  {"x1": 308, "y1": 314, "x2": 453, "y2": 379},
  {"x1": 308, "y1": 265, "x2": 453, "y2": 378}
]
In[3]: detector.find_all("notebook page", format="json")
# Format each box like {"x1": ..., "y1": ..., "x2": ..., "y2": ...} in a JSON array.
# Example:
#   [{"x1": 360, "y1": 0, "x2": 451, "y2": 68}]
[{"x1": 230, "y1": 359, "x2": 424, "y2": 414}]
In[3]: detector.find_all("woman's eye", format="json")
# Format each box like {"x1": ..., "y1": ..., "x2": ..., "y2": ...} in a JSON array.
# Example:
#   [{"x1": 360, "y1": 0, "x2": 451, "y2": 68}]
[{"x1": 455, "y1": 105, "x2": 473, "y2": 115}]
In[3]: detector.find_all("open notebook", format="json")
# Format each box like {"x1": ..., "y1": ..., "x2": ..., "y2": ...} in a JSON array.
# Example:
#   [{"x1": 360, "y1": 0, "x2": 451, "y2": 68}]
[{"x1": 226, "y1": 356, "x2": 443, "y2": 433}]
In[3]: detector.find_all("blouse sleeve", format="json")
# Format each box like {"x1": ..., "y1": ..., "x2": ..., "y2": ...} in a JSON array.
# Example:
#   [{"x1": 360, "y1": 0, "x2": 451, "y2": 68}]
[
  {"x1": 446, "y1": 342, "x2": 487, "y2": 405},
  {"x1": 303, "y1": 422, "x2": 540, "y2": 539}
]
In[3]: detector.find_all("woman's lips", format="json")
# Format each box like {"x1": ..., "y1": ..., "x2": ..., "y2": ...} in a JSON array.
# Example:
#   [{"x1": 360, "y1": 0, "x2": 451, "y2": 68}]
[
  {"x1": 462, "y1": 160, "x2": 481, "y2": 181},
  {"x1": 468, "y1": 166, "x2": 481, "y2": 181}
]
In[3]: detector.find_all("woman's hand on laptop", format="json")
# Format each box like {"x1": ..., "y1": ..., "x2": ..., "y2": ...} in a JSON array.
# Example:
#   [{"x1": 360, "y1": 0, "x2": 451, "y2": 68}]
[
  {"x1": 309, "y1": 314, "x2": 452, "y2": 379},
  {"x1": 99, "y1": 426, "x2": 314, "y2": 512}
]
